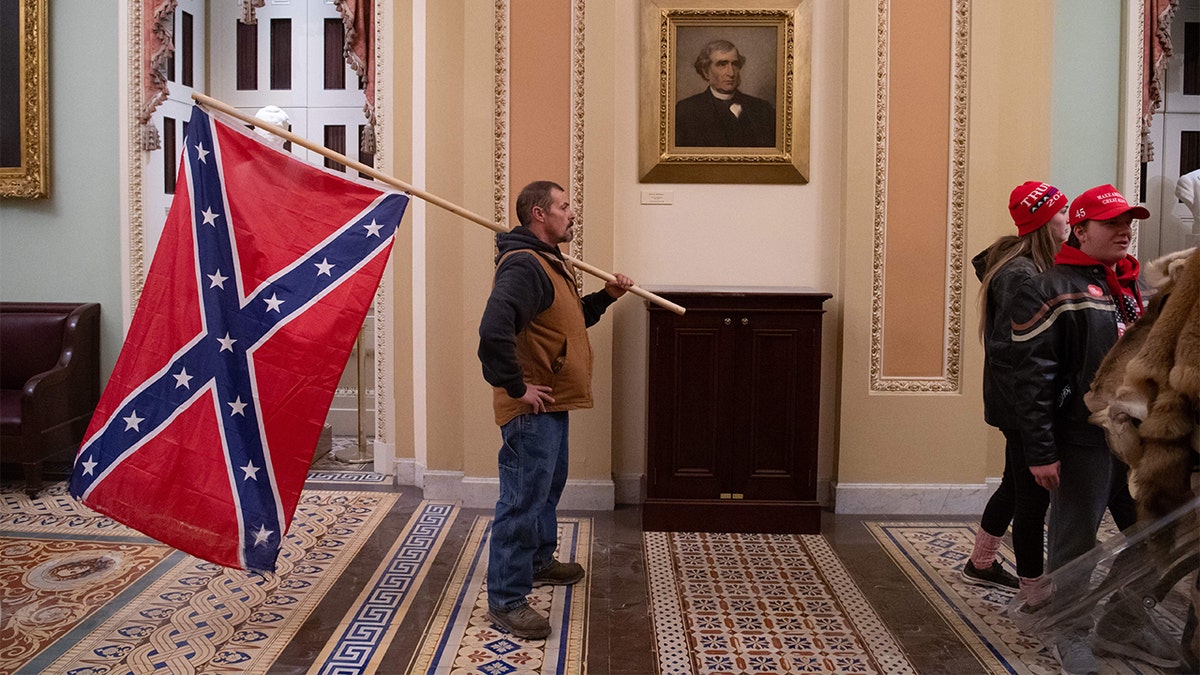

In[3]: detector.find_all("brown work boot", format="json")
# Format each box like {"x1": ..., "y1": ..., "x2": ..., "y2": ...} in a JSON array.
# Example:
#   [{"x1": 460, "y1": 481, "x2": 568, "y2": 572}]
[
  {"x1": 533, "y1": 559, "x2": 585, "y2": 586},
  {"x1": 488, "y1": 603, "x2": 551, "y2": 640}
]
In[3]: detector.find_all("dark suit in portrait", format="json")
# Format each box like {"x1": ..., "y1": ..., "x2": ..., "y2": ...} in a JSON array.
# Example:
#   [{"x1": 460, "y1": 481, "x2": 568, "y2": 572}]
[{"x1": 674, "y1": 89, "x2": 776, "y2": 148}]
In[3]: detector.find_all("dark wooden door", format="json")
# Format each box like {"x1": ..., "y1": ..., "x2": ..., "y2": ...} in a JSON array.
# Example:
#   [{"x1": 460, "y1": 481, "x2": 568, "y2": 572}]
[
  {"x1": 730, "y1": 311, "x2": 820, "y2": 502},
  {"x1": 646, "y1": 308, "x2": 736, "y2": 500}
]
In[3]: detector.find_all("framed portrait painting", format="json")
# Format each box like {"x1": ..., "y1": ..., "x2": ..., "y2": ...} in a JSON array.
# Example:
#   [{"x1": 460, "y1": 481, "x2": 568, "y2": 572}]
[
  {"x1": 639, "y1": 0, "x2": 810, "y2": 184},
  {"x1": 0, "y1": 0, "x2": 49, "y2": 199}
]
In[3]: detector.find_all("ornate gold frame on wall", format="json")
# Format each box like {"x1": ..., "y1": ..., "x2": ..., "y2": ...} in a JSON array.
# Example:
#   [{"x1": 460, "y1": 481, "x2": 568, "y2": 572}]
[
  {"x1": 868, "y1": 0, "x2": 969, "y2": 394},
  {"x1": 493, "y1": 0, "x2": 588, "y2": 291},
  {"x1": 638, "y1": 0, "x2": 810, "y2": 184},
  {"x1": 1, "y1": 0, "x2": 49, "y2": 199}
]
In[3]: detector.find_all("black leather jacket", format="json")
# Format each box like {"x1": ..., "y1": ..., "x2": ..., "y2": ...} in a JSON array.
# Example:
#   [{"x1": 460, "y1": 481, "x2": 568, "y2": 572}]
[
  {"x1": 972, "y1": 249, "x2": 1039, "y2": 430},
  {"x1": 1008, "y1": 257, "x2": 1140, "y2": 467}
]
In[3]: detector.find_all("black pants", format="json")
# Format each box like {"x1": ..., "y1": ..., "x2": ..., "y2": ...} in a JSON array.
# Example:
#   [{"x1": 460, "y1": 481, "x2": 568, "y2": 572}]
[{"x1": 980, "y1": 428, "x2": 1051, "y2": 579}]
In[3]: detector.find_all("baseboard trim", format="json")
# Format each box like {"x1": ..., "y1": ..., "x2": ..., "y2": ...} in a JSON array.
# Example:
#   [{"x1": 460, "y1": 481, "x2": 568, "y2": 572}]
[
  {"x1": 614, "y1": 473, "x2": 644, "y2": 505},
  {"x1": 373, "y1": 439, "x2": 396, "y2": 480},
  {"x1": 833, "y1": 481, "x2": 1000, "y2": 515},
  {"x1": 418, "y1": 471, "x2": 616, "y2": 511}
]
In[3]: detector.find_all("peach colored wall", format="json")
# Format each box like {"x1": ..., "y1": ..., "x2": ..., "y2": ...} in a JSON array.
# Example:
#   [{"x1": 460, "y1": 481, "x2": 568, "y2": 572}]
[
  {"x1": 881, "y1": 0, "x2": 951, "y2": 378},
  {"x1": 510, "y1": 0, "x2": 571, "y2": 201},
  {"x1": 838, "y1": 0, "x2": 1057, "y2": 488}
]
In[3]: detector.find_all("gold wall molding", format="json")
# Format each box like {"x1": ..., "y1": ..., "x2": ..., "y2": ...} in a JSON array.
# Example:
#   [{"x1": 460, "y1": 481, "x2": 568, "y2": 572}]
[
  {"x1": 493, "y1": 0, "x2": 587, "y2": 291},
  {"x1": 868, "y1": 0, "x2": 969, "y2": 393},
  {"x1": 493, "y1": 0, "x2": 511, "y2": 229},
  {"x1": 569, "y1": 0, "x2": 586, "y2": 289},
  {"x1": 126, "y1": 0, "x2": 148, "y2": 310},
  {"x1": 372, "y1": 0, "x2": 390, "y2": 444}
]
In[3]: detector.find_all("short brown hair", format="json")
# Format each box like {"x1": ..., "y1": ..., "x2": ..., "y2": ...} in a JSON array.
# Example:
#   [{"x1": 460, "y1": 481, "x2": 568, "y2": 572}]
[{"x1": 515, "y1": 181, "x2": 564, "y2": 227}]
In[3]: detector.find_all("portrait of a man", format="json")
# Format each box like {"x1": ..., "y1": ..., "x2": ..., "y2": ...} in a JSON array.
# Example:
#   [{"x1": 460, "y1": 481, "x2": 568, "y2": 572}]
[{"x1": 674, "y1": 39, "x2": 776, "y2": 148}]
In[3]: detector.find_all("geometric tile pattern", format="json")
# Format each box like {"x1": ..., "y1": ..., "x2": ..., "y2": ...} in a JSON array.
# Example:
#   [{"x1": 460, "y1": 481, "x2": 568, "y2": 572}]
[
  {"x1": 866, "y1": 522, "x2": 1171, "y2": 675},
  {"x1": 645, "y1": 531, "x2": 916, "y2": 674},
  {"x1": 307, "y1": 500, "x2": 459, "y2": 674},
  {"x1": 408, "y1": 516, "x2": 590, "y2": 674},
  {"x1": 306, "y1": 470, "x2": 391, "y2": 483},
  {"x1": 24, "y1": 490, "x2": 397, "y2": 674}
]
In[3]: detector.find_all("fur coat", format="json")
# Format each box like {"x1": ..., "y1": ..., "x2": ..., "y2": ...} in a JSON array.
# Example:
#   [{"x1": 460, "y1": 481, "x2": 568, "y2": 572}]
[{"x1": 1085, "y1": 245, "x2": 1199, "y2": 521}]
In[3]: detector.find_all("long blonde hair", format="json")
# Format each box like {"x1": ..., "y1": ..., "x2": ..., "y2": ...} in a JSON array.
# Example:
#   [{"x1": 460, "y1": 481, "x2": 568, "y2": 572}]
[{"x1": 977, "y1": 224, "x2": 1060, "y2": 340}]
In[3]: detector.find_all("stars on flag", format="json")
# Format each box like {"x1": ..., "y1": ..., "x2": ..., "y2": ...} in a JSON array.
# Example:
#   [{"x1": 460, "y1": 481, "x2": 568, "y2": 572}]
[
  {"x1": 123, "y1": 411, "x2": 144, "y2": 432},
  {"x1": 241, "y1": 461, "x2": 261, "y2": 481},
  {"x1": 364, "y1": 219, "x2": 383, "y2": 237},
  {"x1": 314, "y1": 258, "x2": 334, "y2": 276},
  {"x1": 173, "y1": 367, "x2": 193, "y2": 389},
  {"x1": 252, "y1": 524, "x2": 273, "y2": 546},
  {"x1": 264, "y1": 293, "x2": 284, "y2": 312},
  {"x1": 80, "y1": 457, "x2": 98, "y2": 476},
  {"x1": 194, "y1": 142, "x2": 210, "y2": 163},
  {"x1": 227, "y1": 396, "x2": 248, "y2": 417},
  {"x1": 202, "y1": 207, "x2": 220, "y2": 226},
  {"x1": 208, "y1": 270, "x2": 228, "y2": 289},
  {"x1": 217, "y1": 333, "x2": 237, "y2": 352}
]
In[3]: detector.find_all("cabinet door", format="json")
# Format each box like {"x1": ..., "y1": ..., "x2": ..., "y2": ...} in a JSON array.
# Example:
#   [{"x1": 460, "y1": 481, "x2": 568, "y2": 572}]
[
  {"x1": 647, "y1": 311, "x2": 735, "y2": 499},
  {"x1": 730, "y1": 311, "x2": 819, "y2": 501}
]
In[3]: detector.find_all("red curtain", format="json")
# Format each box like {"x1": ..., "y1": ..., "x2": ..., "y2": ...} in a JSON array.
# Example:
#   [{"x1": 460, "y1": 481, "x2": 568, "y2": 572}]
[
  {"x1": 140, "y1": 0, "x2": 178, "y2": 150},
  {"x1": 1142, "y1": 0, "x2": 1179, "y2": 161},
  {"x1": 141, "y1": 0, "x2": 373, "y2": 152},
  {"x1": 335, "y1": 0, "x2": 376, "y2": 154}
]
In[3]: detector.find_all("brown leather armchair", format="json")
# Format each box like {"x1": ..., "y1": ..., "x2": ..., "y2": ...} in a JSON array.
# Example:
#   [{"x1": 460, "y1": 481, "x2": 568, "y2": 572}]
[{"x1": 0, "y1": 302, "x2": 101, "y2": 496}]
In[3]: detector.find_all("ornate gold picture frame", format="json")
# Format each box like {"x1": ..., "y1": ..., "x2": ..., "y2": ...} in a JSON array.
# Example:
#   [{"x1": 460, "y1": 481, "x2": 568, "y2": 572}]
[
  {"x1": 639, "y1": 0, "x2": 810, "y2": 184},
  {"x1": 1, "y1": 0, "x2": 49, "y2": 199}
]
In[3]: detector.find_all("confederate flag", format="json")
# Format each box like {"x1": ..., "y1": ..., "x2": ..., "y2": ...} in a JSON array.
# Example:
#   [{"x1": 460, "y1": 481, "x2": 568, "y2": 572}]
[{"x1": 69, "y1": 105, "x2": 408, "y2": 572}]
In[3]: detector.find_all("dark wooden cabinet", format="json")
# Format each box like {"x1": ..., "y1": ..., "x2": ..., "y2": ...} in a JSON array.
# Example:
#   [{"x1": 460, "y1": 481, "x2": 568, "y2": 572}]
[{"x1": 643, "y1": 287, "x2": 830, "y2": 534}]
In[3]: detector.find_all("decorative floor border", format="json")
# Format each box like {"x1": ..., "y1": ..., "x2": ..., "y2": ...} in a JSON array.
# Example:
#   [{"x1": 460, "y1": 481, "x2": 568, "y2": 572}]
[
  {"x1": 306, "y1": 470, "x2": 390, "y2": 484},
  {"x1": 407, "y1": 516, "x2": 591, "y2": 674},
  {"x1": 307, "y1": 500, "x2": 459, "y2": 674}
]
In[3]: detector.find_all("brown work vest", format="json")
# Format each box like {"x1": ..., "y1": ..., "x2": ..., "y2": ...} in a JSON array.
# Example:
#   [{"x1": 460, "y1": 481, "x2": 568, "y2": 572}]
[{"x1": 492, "y1": 250, "x2": 594, "y2": 426}]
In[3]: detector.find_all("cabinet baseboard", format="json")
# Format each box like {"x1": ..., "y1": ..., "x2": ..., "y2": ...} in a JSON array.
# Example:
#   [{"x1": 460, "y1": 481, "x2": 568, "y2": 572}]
[{"x1": 642, "y1": 498, "x2": 821, "y2": 533}]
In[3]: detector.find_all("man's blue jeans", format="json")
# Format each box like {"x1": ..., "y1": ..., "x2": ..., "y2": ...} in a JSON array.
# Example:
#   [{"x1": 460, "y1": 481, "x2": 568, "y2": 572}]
[{"x1": 487, "y1": 411, "x2": 569, "y2": 612}]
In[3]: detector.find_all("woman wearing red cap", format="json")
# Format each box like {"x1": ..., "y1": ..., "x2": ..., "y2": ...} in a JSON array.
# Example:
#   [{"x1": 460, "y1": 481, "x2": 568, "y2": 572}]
[
  {"x1": 1009, "y1": 185, "x2": 1177, "y2": 673},
  {"x1": 963, "y1": 181, "x2": 1069, "y2": 598}
]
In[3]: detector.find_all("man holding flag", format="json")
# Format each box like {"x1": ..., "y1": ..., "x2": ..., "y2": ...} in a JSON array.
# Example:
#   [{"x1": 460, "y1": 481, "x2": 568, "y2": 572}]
[{"x1": 478, "y1": 180, "x2": 633, "y2": 639}]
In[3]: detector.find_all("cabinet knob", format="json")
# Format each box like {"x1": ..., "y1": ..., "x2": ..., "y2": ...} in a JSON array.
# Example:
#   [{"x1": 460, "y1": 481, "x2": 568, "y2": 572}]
[
  {"x1": 741, "y1": 317, "x2": 750, "y2": 326},
  {"x1": 723, "y1": 318, "x2": 732, "y2": 325}
]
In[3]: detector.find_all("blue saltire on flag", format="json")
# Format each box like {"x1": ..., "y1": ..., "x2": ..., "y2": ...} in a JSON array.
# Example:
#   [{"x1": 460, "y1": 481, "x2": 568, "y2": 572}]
[{"x1": 70, "y1": 105, "x2": 407, "y2": 572}]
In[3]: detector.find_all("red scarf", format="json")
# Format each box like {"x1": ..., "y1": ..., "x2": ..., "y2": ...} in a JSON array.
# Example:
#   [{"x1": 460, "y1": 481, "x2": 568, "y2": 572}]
[{"x1": 1055, "y1": 245, "x2": 1143, "y2": 328}]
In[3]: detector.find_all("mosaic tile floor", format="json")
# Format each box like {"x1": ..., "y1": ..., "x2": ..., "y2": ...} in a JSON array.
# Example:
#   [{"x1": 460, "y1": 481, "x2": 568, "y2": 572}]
[
  {"x1": 645, "y1": 530, "x2": 916, "y2": 674},
  {"x1": 867, "y1": 521, "x2": 1189, "y2": 675},
  {"x1": 4, "y1": 477, "x2": 1030, "y2": 674}
]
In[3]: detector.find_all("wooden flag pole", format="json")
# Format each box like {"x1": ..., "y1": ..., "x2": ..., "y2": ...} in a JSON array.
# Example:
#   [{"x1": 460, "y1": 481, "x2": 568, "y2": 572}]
[{"x1": 191, "y1": 92, "x2": 686, "y2": 315}]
